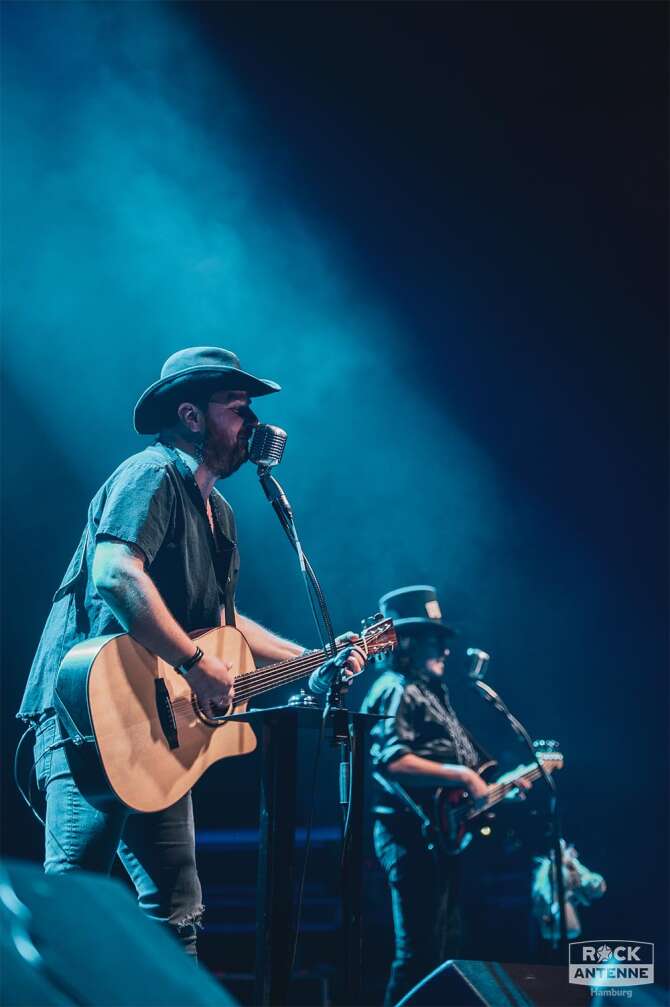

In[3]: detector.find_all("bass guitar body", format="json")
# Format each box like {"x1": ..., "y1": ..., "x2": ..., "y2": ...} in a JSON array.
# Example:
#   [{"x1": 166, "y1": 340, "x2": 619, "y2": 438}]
[
  {"x1": 433, "y1": 759, "x2": 497, "y2": 856},
  {"x1": 433, "y1": 748, "x2": 563, "y2": 855},
  {"x1": 54, "y1": 625, "x2": 257, "y2": 814}
]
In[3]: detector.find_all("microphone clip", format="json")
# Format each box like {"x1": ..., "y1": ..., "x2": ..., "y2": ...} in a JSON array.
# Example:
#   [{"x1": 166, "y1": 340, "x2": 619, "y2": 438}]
[{"x1": 258, "y1": 467, "x2": 294, "y2": 518}]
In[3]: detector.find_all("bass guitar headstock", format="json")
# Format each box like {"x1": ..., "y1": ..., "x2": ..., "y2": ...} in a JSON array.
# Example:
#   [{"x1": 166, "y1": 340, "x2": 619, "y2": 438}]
[{"x1": 533, "y1": 738, "x2": 564, "y2": 772}]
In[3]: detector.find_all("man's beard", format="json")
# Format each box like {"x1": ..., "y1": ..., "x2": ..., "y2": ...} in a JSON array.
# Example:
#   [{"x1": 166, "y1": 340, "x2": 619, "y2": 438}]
[{"x1": 200, "y1": 422, "x2": 249, "y2": 478}]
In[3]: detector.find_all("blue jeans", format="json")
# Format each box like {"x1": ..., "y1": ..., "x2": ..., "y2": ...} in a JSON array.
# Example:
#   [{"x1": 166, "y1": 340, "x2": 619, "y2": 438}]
[{"x1": 33, "y1": 715, "x2": 203, "y2": 957}]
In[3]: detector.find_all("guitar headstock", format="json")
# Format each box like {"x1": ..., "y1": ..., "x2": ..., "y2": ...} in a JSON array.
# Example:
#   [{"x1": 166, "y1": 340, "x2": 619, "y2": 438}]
[
  {"x1": 534, "y1": 739, "x2": 564, "y2": 772},
  {"x1": 358, "y1": 614, "x2": 398, "y2": 660}
]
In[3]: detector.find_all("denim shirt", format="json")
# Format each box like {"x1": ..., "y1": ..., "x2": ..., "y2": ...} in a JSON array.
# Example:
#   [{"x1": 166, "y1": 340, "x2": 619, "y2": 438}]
[{"x1": 18, "y1": 443, "x2": 239, "y2": 721}]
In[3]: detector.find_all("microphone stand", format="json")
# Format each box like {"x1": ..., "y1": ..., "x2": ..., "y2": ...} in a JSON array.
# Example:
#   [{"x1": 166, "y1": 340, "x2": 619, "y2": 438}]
[
  {"x1": 257, "y1": 466, "x2": 352, "y2": 810},
  {"x1": 255, "y1": 465, "x2": 363, "y2": 1005},
  {"x1": 472, "y1": 678, "x2": 569, "y2": 958},
  {"x1": 257, "y1": 467, "x2": 338, "y2": 659}
]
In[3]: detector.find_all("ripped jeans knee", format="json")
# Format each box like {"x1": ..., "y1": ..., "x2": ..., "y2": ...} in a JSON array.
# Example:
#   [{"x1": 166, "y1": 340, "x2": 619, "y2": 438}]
[{"x1": 171, "y1": 905, "x2": 205, "y2": 958}]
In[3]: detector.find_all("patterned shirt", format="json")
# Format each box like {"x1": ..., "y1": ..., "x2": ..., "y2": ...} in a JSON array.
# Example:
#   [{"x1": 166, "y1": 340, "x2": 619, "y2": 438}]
[{"x1": 361, "y1": 668, "x2": 482, "y2": 815}]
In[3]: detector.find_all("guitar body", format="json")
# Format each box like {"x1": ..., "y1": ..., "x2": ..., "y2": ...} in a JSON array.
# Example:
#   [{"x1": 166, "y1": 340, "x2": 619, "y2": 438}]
[
  {"x1": 434, "y1": 787, "x2": 474, "y2": 855},
  {"x1": 433, "y1": 750, "x2": 563, "y2": 856},
  {"x1": 434, "y1": 759, "x2": 497, "y2": 856},
  {"x1": 54, "y1": 625, "x2": 257, "y2": 814}
]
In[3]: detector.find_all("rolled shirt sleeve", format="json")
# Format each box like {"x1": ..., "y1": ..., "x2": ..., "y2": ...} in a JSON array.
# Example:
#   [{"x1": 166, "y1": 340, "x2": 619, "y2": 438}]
[
  {"x1": 95, "y1": 461, "x2": 176, "y2": 566},
  {"x1": 364, "y1": 675, "x2": 424, "y2": 770}
]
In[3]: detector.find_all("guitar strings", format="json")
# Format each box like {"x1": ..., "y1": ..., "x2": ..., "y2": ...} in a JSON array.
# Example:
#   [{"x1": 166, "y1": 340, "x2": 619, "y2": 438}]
[
  {"x1": 230, "y1": 622, "x2": 391, "y2": 690},
  {"x1": 230, "y1": 647, "x2": 342, "y2": 702},
  {"x1": 231, "y1": 638, "x2": 390, "y2": 705},
  {"x1": 223, "y1": 666, "x2": 323, "y2": 713},
  {"x1": 226, "y1": 628, "x2": 391, "y2": 703},
  {"x1": 232, "y1": 662, "x2": 323, "y2": 705},
  {"x1": 232, "y1": 647, "x2": 335, "y2": 691},
  {"x1": 235, "y1": 637, "x2": 391, "y2": 700},
  {"x1": 457, "y1": 764, "x2": 549, "y2": 823}
]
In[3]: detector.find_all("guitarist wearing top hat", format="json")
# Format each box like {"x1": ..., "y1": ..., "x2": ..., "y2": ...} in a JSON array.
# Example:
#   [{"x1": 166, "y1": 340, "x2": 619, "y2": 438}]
[
  {"x1": 17, "y1": 346, "x2": 365, "y2": 959},
  {"x1": 361, "y1": 585, "x2": 530, "y2": 1006}
]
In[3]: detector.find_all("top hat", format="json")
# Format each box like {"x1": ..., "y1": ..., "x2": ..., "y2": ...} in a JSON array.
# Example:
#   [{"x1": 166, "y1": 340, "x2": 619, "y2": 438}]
[
  {"x1": 379, "y1": 585, "x2": 457, "y2": 638},
  {"x1": 133, "y1": 346, "x2": 281, "y2": 434}
]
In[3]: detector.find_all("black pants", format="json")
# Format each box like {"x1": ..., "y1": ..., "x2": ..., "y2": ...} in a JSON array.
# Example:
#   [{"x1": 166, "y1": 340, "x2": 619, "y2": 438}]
[{"x1": 374, "y1": 816, "x2": 463, "y2": 1006}]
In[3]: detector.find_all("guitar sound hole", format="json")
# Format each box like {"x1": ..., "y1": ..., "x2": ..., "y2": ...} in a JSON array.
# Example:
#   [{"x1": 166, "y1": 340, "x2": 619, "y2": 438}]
[
  {"x1": 191, "y1": 693, "x2": 232, "y2": 725},
  {"x1": 211, "y1": 699, "x2": 233, "y2": 717}
]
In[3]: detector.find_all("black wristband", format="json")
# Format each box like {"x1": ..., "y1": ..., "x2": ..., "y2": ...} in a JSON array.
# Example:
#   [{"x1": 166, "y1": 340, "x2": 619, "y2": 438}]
[{"x1": 175, "y1": 646, "x2": 204, "y2": 677}]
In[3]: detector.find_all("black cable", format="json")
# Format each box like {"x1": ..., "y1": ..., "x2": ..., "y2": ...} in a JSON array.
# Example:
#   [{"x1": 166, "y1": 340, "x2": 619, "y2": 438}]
[
  {"x1": 14, "y1": 725, "x2": 68, "y2": 828},
  {"x1": 14, "y1": 726, "x2": 45, "y2": 826},
  {"x1": 289, "y1": 703, "x2": 328, "y2": 974},
  {"x1": 339, "y1": 751, "x2": 354, "y2": 871},
  {"x1": 301, "y1": 553, "x2": 337, "y2": 658}
]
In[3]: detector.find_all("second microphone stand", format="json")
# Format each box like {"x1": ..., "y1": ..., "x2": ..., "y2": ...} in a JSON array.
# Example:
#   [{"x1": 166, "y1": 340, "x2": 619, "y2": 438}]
[{"x1": 472, "y1": 677, "x2": 569, "y2": 958}]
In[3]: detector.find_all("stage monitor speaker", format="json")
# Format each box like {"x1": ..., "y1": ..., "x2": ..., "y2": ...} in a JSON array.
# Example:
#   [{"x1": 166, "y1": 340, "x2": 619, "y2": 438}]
[
  {"x1": 1, "y1": 858, "x2": 239, "y2": 1007},
  {"x1": 396, "y1": 959, "x2": 590, "y2": 1007}
]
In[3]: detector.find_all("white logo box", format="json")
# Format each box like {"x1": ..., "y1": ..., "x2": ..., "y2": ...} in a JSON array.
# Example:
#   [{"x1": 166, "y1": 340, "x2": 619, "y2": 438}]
[{"x1": 569, "y1": 941, "x2": 654, "y2": 988}]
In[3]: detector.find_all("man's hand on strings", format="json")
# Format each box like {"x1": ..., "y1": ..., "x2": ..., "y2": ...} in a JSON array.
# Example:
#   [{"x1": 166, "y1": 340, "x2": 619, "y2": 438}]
[
  {"x1": 459, "y1": 768, "x2": 492, "y2": 804},
  {"x1": 185, "y1": 654, "x2": 236, "y2": 717},
  {"x1": 496, "y1": 765, "x2": 534, "y2": 801}
]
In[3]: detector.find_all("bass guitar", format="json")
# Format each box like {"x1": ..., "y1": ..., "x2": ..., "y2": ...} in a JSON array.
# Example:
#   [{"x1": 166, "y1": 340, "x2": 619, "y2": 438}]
[
  {"x1": 434, "y1": 745, "x2": 563, "y2": 855},
  {"x1": 54, "y1": 617, "x2": 396, "y2": 813}
]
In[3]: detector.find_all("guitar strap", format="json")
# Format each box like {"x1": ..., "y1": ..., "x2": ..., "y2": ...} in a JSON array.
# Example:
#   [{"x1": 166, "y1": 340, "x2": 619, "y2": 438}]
[
  {"x1": 372, "y1": 771, "x2": 439, "y2": 855},
  {"x1": 163, "y1": 447, "x2": 237, "y2": 628},
  {"x1": 208, "y1": 493, "x2": 237, "y2": 629}
]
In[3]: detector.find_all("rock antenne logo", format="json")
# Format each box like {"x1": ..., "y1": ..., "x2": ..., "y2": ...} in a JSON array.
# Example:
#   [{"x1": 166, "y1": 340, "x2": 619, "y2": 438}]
[{"x1": 569, "y1": 941, "x2": 654, "y2": 988}]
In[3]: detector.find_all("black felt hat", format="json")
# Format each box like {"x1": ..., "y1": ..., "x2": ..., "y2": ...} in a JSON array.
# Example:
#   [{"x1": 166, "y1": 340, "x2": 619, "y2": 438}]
[
  {"x1": 133, "y1": 346, "x2": 281, "y2": 434},
  {"x1": 379, "y1": 585, "x2": 457, "y2": 638}
]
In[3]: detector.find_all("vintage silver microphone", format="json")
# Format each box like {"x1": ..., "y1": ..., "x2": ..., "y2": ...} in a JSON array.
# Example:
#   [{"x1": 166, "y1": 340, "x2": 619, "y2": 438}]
[
  {"x1": 248, "y1": 423, "x2": 287, "y2": 469},
  {"x1": 467, "y1": 647, "x2": 491, "y2": 681},
  {"x1": 249, "y1": 423, "x2": 292, "y2": 515}
]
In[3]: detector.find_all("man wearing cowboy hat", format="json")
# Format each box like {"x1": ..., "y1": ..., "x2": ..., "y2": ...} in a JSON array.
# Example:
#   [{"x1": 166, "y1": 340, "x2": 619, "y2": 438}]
[
  {"x1": 361, "y1": 585, "x2": 493, "y2": 1006},
  {"x1": 19, "y1": 346, "x2": 365, "y2": 957}
]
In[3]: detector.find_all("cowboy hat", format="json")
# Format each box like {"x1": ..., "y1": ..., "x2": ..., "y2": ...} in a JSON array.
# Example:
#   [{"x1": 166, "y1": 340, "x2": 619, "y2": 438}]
[{"x1": 133, "y1": 346, "x2": 280, "y2": 434}]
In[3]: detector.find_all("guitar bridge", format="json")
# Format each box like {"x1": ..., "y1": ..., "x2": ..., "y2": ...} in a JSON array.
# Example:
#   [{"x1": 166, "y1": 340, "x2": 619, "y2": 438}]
[{"x1": 155, "y1": 679, "x2": 179, "y2": 750}]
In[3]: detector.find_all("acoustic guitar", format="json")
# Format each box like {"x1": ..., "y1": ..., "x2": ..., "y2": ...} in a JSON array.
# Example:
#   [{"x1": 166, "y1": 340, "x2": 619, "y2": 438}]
[{"x1": 54, "y1": 617, "x2": 397, "y2": 813}]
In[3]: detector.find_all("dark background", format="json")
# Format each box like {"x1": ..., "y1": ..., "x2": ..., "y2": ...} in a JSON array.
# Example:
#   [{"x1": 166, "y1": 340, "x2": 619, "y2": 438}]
[{"x1": 2, "y1": 0, "x2": 667, "y2": 995}]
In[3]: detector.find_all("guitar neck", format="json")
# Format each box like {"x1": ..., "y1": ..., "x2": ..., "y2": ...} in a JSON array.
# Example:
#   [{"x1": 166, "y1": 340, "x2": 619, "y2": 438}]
[
  {"x1": 230, "y1": 640, "x2": 349, "y2": 707},
  {"x1": 462, "y1": 764, "x2": 545, "y2": 821}
]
